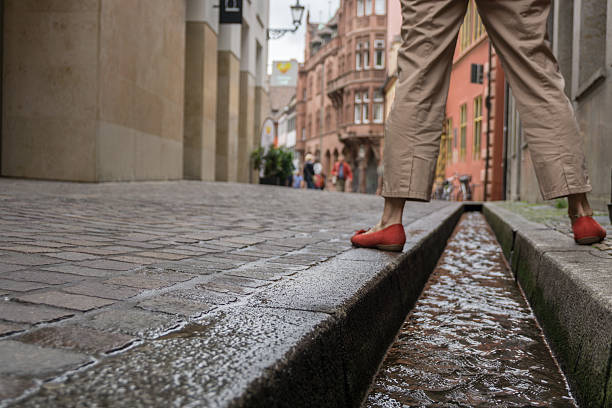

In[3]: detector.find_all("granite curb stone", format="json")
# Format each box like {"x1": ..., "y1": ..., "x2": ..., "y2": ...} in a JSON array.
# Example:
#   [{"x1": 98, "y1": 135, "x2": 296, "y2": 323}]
[{"x1": 484, "y1": 202, "x2": 612, "y2": 408}]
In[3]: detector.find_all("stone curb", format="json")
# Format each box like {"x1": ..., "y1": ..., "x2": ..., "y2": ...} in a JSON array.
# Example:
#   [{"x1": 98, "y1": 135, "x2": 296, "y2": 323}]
[
  {"x1": 14, "y1": 203, "x2": 463, "y2": 408},
  {"x1": 484, "y1": 203, "x2": 612, "y2": 408}
]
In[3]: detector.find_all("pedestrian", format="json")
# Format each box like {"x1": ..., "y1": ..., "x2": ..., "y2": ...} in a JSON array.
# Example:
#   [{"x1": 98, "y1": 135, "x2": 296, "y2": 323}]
[
  {"x1": 292, "y1": 170, "x2": 303, "y2": 189},
  {"x1": 351, "y1": 0, "x2": 606, "y2": 251},
  {"x1": 303, "y1": 153, "x2": 315, "y2": 189},
  {"x1": 331, "y1": 154, "x2": 353, "y2": 192}
]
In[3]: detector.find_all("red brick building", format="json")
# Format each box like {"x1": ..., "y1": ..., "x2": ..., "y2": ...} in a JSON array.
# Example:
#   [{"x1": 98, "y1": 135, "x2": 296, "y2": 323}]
[
  {"x1": 296, "y1": 0, "x2": 387, "y2": 193},
  {"x1": 441, "y1": 1, "x2": 506, "y2": 201}
]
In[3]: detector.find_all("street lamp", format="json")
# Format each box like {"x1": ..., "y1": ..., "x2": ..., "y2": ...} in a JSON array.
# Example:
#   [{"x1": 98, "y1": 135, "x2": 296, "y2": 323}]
[{"x1": 268, "y1": 0, "x2": 305, "y2": 40}]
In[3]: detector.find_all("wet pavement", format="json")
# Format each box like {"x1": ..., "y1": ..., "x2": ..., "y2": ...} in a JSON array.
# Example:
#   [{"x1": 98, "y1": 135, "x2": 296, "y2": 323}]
[
  {"x1": 0, "y1": 179, "x2": 453, "y2": 406},
  {"x1": 366, "y1": 212, "x2": 576, "y2": 407}
]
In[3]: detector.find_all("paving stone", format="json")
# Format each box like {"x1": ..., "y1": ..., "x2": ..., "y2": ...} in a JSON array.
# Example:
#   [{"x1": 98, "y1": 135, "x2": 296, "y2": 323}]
[
  {"x1": 3, "y1": 270, "x2": 85, "y2": 285},
  {"x1": 133, "y1": 251, "x2": 189, "y2": 260},
  {"x1": 225, "y1": 269, "x2": 287, "y2": 281},
  {"x1": 41, "y1": 264, "x2": 115, "y2": 277},
  {"x1": 0, "y1": 279, "x2": 49, "y2": 292},
  {"x1": 17, "y1": 291, "x2": 115, "y2": 311},
  {"x1": 63, "y1": 282, "x2": 142, "y2": 300},
  {"x1": 77, "y1": 309, "x2": 180, "y2": 339},
  {"x1": 0, "y1": 246, "x2": 57, "y2": 254},
  {"x1": 0, "y1": 340, "x2": 91, "y2": 377},
  {"x1": 45, "y1": 252, "x2": 99, "y2": 261},
  {"x1": 0, "y1": 254, "x2": 60, "y2": 266},
  {"x1": 166, "y1": 288, "x2": 238, "y2": 305},
  {"x1": 221, "y1": 236, "x2": 267, "y2": 246},
  {"x1": 16, "y1": 326, "x2": 134, "y2": 354},
  {"x1": 104, "y1": 276, "x2": 174, "y2": 290},
  {"x1": 0, "y1": 323, "x2": 27, "y2": 336},
  {"x1": 108, "y1": 255, "x2": 159, "y2": 265},
  {"x1": 76, "y1": 259, "x2": 135, "y2": 271},
  {"x1": 137, "y1": 297, "x2": 214, "y2": 318},
  {"x1": 0, "y1": 263, "x2": 26, "y2": 274},
  {"x1": 0, "y1": 375, "x2": 36, "y2": 400}
]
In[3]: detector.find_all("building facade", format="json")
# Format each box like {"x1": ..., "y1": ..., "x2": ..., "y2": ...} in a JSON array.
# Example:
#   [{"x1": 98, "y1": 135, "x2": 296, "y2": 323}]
[
  {"x1": 504, "y1": 0, "x2": 612, "y2": 211},
  {"x1": 443, "y1": 1, "x2": 505, "y2": 201},
  {"x1": 296, "y1": 0, "x2": 387, "y2": 194},
  {"x1": 1, "y1": 0, "x2": 269, "y2": 183}
]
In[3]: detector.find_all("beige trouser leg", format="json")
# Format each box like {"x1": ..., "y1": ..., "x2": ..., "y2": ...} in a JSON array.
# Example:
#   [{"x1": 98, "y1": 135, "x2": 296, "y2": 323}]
[{"x1": 383, "y1": 0, "x2": 591, "y2": 201}]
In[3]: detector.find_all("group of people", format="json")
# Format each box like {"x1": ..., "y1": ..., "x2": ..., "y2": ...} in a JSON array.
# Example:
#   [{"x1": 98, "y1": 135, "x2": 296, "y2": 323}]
[{"x1": 290, "y1": 153, "x2": 353, "y2": 192}]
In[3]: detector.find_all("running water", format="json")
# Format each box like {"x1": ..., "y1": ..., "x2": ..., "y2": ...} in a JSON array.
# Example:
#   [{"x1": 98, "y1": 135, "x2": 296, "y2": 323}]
[{"x1": 366, "y1": 212, "x2": 576, "y2": 407}]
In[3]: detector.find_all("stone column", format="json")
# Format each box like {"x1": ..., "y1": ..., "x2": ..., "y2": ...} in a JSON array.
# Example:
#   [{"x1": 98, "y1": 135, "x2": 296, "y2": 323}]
[
  {"x1": 215, "y1": 24, "x2": 241, "y2": 182},
  {"x1": 237, "y1": 71, "x2": 255, "y2": 183},
  {"x1": 184, "y1": 1, "x2": 219, "y2": 180}
]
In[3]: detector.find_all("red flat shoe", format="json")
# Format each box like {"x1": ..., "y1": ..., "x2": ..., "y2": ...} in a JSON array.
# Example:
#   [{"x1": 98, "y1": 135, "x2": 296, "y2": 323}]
[
  {"x1": 351, "y1": 224, "x2": 406, "y2": 252},
  {"x1": 572, "y1": 215, "x2": 606, "y2": 245}
]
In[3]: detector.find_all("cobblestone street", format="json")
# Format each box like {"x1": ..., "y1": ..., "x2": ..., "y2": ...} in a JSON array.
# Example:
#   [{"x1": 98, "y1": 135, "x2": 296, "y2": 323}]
[{"x1": 0, "y1": 179, "x2": 449, "y2": 404}]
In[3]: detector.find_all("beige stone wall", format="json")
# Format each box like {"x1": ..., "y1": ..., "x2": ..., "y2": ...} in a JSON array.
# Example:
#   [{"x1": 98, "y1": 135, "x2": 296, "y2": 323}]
[
  {"x1": 96, "y1": 0, "x2": 185, "y2": 181},
  {"x1": 2, "y1": 0, "x2": 185, "y2": 182},
  {"x1": 183, "y1": 21, "x2": 218, "y2": 181},
  {"x1": 237, "y1": 71, "x2": 255, "y2": 183},
  {"x1": 216, "y1": 51, "x2": 240, "y2": 182},
  {"x1": 2, "y1": 0, "x2": 100, "y2": 181}
]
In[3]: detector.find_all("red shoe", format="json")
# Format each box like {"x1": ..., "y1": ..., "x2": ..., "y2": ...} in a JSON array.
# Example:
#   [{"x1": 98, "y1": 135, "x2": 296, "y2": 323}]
[
  {"x1": 351, "y1": 224, "x2": 406, "y2": 252},
  {"x1": 572, "y1": 215, "x2": 606, "y2": 245}
]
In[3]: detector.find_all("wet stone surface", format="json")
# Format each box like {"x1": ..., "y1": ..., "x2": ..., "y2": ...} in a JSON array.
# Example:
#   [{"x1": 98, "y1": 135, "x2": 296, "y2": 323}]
[
  {"x1": 0, "y1": 179, "x2": 452, "y2": 405},
  {"x1": 366, "y1": 212, "x2": 576, "y2": 407}
]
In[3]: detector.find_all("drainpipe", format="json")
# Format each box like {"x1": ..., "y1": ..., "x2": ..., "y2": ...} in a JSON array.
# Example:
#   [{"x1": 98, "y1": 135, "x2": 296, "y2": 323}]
[
  {"x1": 483, "y1": 41, "x2": 492, "y2": 201},
  {"x1": 319, "y1": 64, "x2": 325, "y2": 164},
  {"x1": 502, "y1": 81, "x2": 510, "y2": 201}
]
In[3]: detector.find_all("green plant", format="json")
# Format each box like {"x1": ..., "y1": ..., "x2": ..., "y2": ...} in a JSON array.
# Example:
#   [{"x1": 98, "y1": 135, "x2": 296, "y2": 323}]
[
  {"x1": 554, "y1": 198, "x2": 568, "y2": 209},
  {"x1": 251, "y1": 146, "x2": 295, "y2": 181}
]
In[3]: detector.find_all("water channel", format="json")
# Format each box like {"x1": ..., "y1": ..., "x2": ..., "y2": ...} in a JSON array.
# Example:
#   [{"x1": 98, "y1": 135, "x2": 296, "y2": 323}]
[{"x1": 366, "y1": 212, "x2": 576, "y2": 407}]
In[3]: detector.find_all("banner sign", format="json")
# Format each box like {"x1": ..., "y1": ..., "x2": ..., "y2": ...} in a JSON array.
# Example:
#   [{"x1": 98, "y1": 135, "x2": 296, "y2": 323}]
[
  {"x1": 260, "y1": 118, "x2": 276, "y2": 150},
  {"x1": 220, "y1": 0, "x2": 242, "y2": 24}
]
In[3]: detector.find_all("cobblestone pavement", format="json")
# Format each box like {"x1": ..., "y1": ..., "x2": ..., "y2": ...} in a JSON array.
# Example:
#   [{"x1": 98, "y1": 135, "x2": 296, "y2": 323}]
[
  {"x1": 0, "y1": 179, "x2": 450, "y2": 404},
  {"x1": 498, "y1": 201, "x2": 612, "y2": 254}
]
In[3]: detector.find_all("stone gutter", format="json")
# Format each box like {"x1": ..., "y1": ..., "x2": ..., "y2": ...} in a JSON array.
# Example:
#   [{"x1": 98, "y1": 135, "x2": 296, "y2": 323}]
[{"x1": 484, "y1": 203, "x2": 612, "y2": 408}]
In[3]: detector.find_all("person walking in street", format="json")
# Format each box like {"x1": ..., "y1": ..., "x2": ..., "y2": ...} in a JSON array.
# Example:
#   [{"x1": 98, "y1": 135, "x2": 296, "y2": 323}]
[
  {"x1": 331, "y1": 155, "x2": 353, "y2": 192},
  {"x1": 351, "y1": 0, "x2": 606, "y2": 251},
  {"x1": 303, "y1": 154, "x2": 316, "y2": 189}
]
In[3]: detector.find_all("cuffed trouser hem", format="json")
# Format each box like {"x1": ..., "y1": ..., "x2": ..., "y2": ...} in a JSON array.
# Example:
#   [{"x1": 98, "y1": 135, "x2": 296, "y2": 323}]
[
  {"x1": 381, "y1": 190, "x2": 431, "y2": 202},
  {"x1": 541, "y1": 185, "x2": 592, "y2": 201}
]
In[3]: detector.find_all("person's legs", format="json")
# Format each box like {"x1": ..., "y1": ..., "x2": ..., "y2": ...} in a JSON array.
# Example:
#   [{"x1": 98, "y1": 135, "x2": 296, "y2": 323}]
[
  {"x1": 475, "y1": 0, "x2": 592, "y2": 207},
  {"x1": 366, "y1": 0, "x2": 468, "y2": 235}
]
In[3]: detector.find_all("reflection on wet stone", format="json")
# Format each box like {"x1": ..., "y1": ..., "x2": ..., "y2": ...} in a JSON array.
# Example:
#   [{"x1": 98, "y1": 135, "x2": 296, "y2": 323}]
[{"x1": 367, "y1": 212, "x2": 576, "y2": 407}]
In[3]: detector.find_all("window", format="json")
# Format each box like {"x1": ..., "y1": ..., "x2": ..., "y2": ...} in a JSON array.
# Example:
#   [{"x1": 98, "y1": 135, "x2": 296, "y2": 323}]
[
  {"x1": 362, "y1": 91, "x2": 370, "y2": 123},
  {"x1": 446, "y1": 118, "x2": 453, "y2": 164},
  {"x1": 316, "y1": 110, "x2": 321, "y2": 134},
  {"x1": 365, "y1": 0, "x2": 372, "y2": 15},
  {"x1": 302, "y1": 87, "x2": 306, "y2": 100},
  {"x1": 363, "y1": 42, "x2": 370, "y2": 69},
  {"x1": 373, "y1": 90, "x2": 384, "y2": 123},
  {"x1": 288, "y1": 116, "x2": 296, "y2": 132},
  {"x1": 357, "y1": 0, "x2": 364, "y2": 16},
  {"x1": 301, "y1": 127, "x2": 306, "y2": 141},
  {"x1": 355, "y1": 43, "x2": 362, "y2": 70},
  {"x1": 375, "y1": 0, "x2": 385, "y2": 15},
  {"x1": 473, "y1": 96, "x2": 482, "y2": 160},
  {"x1": 374, "y1": 39, "x2": 385, "y2": 69},
  {"x1": 354, "y1": 93, "x2": 362, "y2": 124},
  {"x1": 459, "y1": 0, "x2": 486, "y2": 53},
  {"x1": 460, "y1": 104, "x2": 467, "y2": 161}
]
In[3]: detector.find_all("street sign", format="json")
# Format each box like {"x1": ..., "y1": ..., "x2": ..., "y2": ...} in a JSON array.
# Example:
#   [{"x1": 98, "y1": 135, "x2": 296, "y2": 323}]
[{"x1": 220, "y1": 0, "x2": 242, "y2": 24}]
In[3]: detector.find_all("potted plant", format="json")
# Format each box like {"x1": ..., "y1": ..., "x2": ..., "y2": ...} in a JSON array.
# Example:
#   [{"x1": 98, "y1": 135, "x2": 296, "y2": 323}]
[{"x1": 251, "y1": 146, "x2": 295, "y2": 186}]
